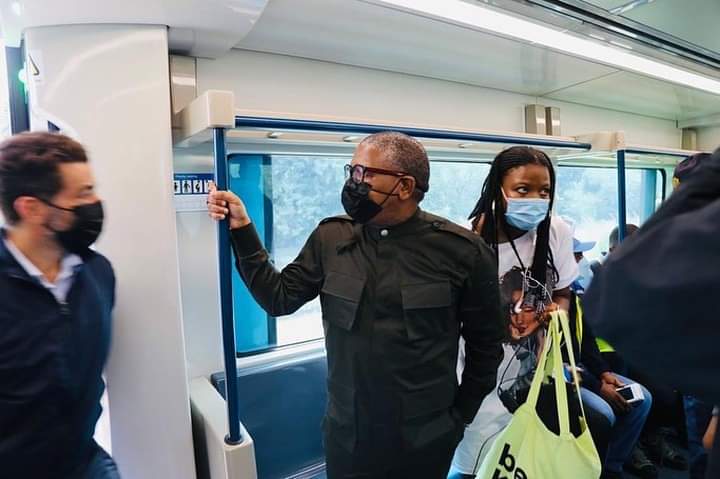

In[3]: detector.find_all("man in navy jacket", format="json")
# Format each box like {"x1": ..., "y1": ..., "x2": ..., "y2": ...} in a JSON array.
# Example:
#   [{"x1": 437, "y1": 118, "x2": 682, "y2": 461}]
[{"x1": 0, "y1": 132, "x2": 118, "y2": 478}]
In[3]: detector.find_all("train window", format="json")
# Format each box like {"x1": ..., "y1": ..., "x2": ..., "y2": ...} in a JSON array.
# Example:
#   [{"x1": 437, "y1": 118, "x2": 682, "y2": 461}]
[
  {"x1": 0, "y1": 42, "x2": 10, "y2": 138},
  {"x1": 656, "y1": 169, "x2": 667, "y2": 205},
  {"x1": 229, "y1": 155, "x2": 346, "y2": 353},
  {"x1": 267, "y1": 155, "x2": 347, "y2": 347},
  {"x1": 420, "y1": 161, "x2": 491, "y2": 225},
  {"x1": 0, "y1": 42, "x2": 12, "y2": 226},
  {"x1": 230, "y1": 156, "x2": 491, "y2": 354},
  {"x1": 230, "y1": 157, "x2": 661, "y2": 353},
  {"x1": 556, "y1": 166, "x2": 664, "y2": 261}
]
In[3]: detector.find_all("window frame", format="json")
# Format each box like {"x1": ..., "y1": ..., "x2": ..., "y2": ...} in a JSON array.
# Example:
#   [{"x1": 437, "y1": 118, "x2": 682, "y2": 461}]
[
  {"x1": 231, "y1": 156, "x2": 666, "y2": 358},
  {"x1": 5, "y1": 44, "x2": 29, "y2": 134}
]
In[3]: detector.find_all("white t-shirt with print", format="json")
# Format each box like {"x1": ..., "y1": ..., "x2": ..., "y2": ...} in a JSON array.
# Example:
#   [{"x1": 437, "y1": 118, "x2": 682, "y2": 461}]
[
  {"x1": 453, "y1": 216, "x2": 578, "y2": 474},
  {"x1": 496, "y1": 215, "x2": 578, "y2": 290}
]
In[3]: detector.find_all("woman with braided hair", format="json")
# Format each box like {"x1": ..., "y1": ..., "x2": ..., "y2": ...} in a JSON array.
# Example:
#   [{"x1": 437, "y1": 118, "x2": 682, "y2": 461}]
[
  {"x1": 469, "y1": 145, "x2": 575, "y2": 330},
  {"x1": 452, "y1": 146, "x2": 579, "y2": 477}
]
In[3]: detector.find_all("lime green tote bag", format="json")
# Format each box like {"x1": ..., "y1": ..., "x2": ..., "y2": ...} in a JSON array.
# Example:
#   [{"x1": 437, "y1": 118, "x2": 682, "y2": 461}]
[{"x1": 476, "y1": 311, "x2": 602, "y2": 479}]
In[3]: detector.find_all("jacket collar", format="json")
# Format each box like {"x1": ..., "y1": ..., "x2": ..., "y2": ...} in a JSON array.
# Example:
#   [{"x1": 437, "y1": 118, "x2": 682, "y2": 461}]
[
  {"x1": 364, "y1": 207, "x2": 425, "y2": 241},
  {"x1": 0, "y1": 228, "x2": 32, "y2": 279},
  {"x1": 0, "y1": 228, "x2": 90, "y2": 279}
]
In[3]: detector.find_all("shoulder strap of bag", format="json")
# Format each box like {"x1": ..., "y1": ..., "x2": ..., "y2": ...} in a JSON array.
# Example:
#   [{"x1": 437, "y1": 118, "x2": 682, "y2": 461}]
[
  {"x1": 526, "y1": 325, "x2": 553, "y2": 410},
  {"x1": 526, "y1": 311, "x2": 589, "y2": 436},
  {"x1": 557, "y1": 310, "x2": 589, "y2": 424}
]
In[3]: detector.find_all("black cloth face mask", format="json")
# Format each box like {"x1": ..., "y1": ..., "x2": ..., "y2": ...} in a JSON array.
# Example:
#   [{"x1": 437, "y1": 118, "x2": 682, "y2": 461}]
[
  {"x1": 341, "y1": 179, "x2": 400, "y2": 223},
  {"x1": 44, "y1": 200, "x2": 104, "y2": 254}
]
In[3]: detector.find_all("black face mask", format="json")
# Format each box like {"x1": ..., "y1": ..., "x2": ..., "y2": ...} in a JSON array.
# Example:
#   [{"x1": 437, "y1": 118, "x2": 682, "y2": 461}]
[
  {"x1": 341, "y1": 179, "x2": 399, "y2": 224},
  {"x1": 45, "y1": 200, "x2": 104, "y2": 254}
]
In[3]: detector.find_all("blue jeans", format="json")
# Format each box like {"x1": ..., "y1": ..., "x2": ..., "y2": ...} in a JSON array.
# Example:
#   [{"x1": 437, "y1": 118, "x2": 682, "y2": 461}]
[
  {"x1": 684, "y1": 395, "x2": 713, "y2": 479},
  {"x1": 580, "y1": 375, "x2": 652, "y2": 473}
]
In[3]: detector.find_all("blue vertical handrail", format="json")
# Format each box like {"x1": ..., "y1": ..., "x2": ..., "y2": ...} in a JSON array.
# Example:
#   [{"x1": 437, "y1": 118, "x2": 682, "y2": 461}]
[
  {"x1": 213, "y1": 127, "x2": 242, "y2": 444},
  {"x1": 616, "y1": 150, "x2": 627, "y2": 243},
  {"x1": 641, "y1": 169, "x2": 657, "y2": 222}
]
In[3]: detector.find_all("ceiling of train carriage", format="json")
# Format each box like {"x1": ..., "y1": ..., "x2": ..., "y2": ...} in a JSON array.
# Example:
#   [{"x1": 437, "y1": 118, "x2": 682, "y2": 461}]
[
  {"x1": 236, "y1": 0, "x2": 720, "y2": 123},
  {"x1": 582, "y1": 0, "x2": 720, "y2": 56}
]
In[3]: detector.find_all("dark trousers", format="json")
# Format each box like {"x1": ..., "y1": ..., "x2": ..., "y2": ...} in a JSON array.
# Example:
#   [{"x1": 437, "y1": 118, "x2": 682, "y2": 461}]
[
  {"x1": 12, "y1": 443, "x2": 119, "y2": 479},
  {"x1": 70, "y1": 443, "x2": 121, "y2": 479},
  {"x1": 325, "y1": 425, "x2": 462, "y2": 479},
  {"x1": 603, "y1": 352, "x2": 684, "y2": 435},
  {"x1": 582, "y1": 397, "x2": 613, "y2": 465}
]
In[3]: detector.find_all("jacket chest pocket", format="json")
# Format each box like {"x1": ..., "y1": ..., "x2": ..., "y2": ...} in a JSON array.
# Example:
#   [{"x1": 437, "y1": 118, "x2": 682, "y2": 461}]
[
  {"x1": 401, "y1": 281, "x2": 453, "y2": 340},
  {"x1": 320, "y1": 271, "x2": 365, "y2": 331}
]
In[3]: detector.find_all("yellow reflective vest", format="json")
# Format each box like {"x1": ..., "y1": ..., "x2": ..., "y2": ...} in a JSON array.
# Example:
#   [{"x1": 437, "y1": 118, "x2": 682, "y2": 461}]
[{"x1": 574, "y1": 294, "x2": 615, "y2": 353}]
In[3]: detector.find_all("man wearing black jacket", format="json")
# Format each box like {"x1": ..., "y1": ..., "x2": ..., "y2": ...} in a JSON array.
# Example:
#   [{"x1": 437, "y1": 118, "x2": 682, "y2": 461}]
[{"x1": 208, "y1": 132, "x2": 505, "y2": 478}]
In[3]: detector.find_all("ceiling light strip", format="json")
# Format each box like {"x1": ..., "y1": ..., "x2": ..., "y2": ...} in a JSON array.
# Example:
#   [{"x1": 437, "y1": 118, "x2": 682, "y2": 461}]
[{"x1": 364, "y1": 0, "x2": 720, "y2": 95}]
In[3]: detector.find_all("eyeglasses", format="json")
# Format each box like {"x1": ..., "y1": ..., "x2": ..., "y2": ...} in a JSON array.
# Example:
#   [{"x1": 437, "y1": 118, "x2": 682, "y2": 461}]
[{"x1": 344, "y1": 164, "x2": 409, "y2": 184}]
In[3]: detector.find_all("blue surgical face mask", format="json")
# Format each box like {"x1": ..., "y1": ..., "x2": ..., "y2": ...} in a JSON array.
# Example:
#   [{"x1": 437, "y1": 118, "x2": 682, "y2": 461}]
[{"x1": 503, "y1": 192, "x2": 550, "y2": 231}]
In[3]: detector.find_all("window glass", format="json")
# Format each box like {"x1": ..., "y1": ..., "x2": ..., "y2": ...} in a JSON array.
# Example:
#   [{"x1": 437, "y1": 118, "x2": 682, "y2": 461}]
[
  {"x1": 420, "y1": 161, "x2": 491, "y2": 226},
  {"x1": 233, "y1": 156, "x2": 662, "y2": 351},
  {"x1": 270, "y1": 156, "x2": 347, "y2": 346},
  {"x1": 656, "y1": 169, "x2": 667, "y2": 206},
  {"x1": 0, "y1": 42, "x2": 9, "y2": 138},
  {"x1": 234, "y1": 157, "x2": 492, "y2": 351},
  {"x1": 555, "y1": 166, "x2": 660, "y2": 261},
  {"x1": 0, "y1": 42, "x2": 13, "y2": 226}
]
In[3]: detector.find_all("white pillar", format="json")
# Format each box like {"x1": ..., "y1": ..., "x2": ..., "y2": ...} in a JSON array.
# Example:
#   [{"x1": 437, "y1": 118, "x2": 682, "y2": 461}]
[{"x1": 24, "y1": 25, "x2": 196, "y2": 479}]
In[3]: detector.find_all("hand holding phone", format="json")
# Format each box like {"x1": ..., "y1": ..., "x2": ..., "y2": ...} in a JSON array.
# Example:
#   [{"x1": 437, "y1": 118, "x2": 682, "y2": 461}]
[{"x1": 616, "y1": 383, "x2": 644, "y2": 405}]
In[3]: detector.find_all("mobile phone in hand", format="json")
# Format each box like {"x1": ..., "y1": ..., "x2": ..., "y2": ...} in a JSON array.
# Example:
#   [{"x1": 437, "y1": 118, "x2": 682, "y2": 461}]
[{"x1": 616, "y1": 383, "x2": 644, "y2": 404}]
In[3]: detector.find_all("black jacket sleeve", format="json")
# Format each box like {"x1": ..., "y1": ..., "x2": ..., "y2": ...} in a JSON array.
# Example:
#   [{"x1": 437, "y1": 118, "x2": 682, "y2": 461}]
[
  {"x1": 230, "y1": 223, "x2": 323, "y2": 316},
  {"x1": 579, "y1": 315, "x2": 611, "y2": 379},
  {"x1": 455, "y1": 242, "x2": 505, "y2": 424}
]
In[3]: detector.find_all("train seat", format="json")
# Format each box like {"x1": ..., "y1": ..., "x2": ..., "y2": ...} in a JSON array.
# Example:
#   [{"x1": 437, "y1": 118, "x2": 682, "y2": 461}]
[{"x1": 211, "y1": 351, "x2": 328, "y2": 479}]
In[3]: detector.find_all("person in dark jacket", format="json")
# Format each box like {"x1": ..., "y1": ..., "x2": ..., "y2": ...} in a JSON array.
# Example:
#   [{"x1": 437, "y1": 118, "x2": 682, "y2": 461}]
[
  {"x1": 607, "y1": 225, "x2": 688, "y2": 473},
  {"x1": 0, "y1": 132, "x2": 118, "y2": 478},
  {"x1": 585, "y1": 148, "x2": 720, "y2": 479},
  {"x1": 208, "y1": 131, "x2": 505, "y2": 478},
  {"x1": 671, "y1": 152, "x2": 716, "y2": 479}
]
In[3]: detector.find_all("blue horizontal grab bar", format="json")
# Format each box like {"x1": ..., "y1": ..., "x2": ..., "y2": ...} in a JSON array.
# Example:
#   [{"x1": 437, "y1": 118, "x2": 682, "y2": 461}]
[
  {"x1": 234, "y1": 116, "x2": 592, "y2": 150},
  {"x1": 622, "y1": 147, "x2": 694, "y2": 158}
]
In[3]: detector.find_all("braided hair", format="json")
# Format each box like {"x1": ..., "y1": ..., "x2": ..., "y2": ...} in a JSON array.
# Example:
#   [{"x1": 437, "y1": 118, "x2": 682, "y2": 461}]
[{"x1": 468, "y1": 146, "x2": 558, "y2": 286}]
